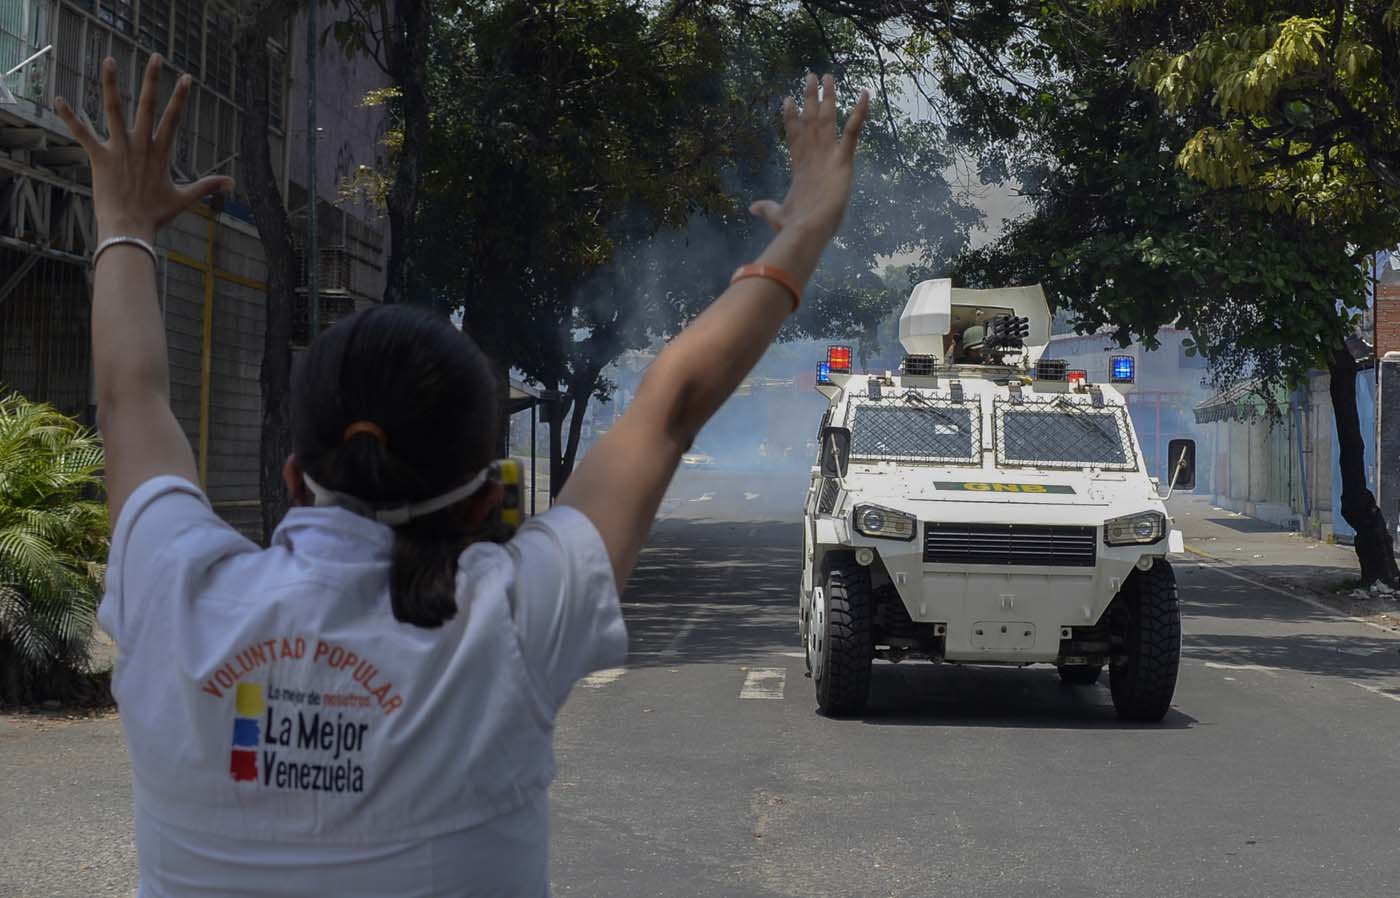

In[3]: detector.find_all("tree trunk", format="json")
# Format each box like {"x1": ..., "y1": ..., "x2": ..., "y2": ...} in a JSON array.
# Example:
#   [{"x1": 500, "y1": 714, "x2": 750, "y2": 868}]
[
  {"x1": 546, "y1": 390, "x2": 571, "y2": 500},
  {"x1": 558, "y1": 368, "x2": 601, "y2": 486},
  {"x1": 236, "y1": 3, "x2": 300, "y2": 543},
  {"x1": 488, "y1": 353, "x2": 511, "y2": 458},
  {"x1": 1327, "y1": 347, "x2": 1399, "y2": 586},
  {"x1": 559, "y1": 388, "x2": 590, "y2": 486},
  {"x1": 382, "y1": 0, "x2": 431, "y2": 305}
]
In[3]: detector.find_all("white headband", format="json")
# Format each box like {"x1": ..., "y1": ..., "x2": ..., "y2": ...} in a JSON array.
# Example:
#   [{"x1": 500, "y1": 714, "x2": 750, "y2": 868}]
[{"x1": 301, "y1": 467, "x2": 491, "y2": 527}]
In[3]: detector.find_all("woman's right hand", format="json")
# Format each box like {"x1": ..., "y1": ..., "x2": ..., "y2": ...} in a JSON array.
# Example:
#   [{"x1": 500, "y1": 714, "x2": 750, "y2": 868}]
[{"x1": 749, "y1": 74, "x2": 870, "y2": 243}]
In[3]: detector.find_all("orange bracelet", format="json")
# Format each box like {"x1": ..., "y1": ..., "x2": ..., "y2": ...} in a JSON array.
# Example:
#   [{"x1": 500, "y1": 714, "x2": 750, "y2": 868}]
[{"x1": 731, "y1": 263, "x2": 802, "y2": 312}]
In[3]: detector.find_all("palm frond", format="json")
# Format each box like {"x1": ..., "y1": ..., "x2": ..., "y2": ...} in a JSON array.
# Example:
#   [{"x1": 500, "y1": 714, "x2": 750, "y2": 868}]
[{"x1": 0, "y1": 393, "x2": 109, "y2": 672}]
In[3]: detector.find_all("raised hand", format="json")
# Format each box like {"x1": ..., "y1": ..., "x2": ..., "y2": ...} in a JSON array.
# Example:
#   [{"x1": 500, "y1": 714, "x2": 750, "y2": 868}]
[
  {"x1": 55, "y1": 54, "x2": 233, "y2": 244},
  {"x1": 749, "y1": 73, "x2": 870, "y2": 240}
]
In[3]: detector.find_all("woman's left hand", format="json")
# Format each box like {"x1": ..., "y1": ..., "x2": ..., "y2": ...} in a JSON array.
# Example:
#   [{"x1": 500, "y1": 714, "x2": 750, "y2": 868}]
[{"x1": 55, "y1": 54, "x2": 233, "y2": 244}]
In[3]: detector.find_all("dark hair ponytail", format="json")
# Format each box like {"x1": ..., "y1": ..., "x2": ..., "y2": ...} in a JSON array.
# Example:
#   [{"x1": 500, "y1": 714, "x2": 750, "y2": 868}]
[{"x1": 291, "y1": 305, "x2": 500, "y2": 628}]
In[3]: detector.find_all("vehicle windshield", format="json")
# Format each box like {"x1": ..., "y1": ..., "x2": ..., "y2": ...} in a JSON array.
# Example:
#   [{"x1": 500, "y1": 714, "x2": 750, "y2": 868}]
[
  {"x1": 845, "y1": 394, "x2": 980, "y2": 464},
  {"x1": 995, "y1": 399, "x2": 1136, "y2": 470}
]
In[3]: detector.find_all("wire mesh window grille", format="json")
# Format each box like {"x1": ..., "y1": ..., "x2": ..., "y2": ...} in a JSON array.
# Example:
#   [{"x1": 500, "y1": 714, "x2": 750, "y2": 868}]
[
  {"x1": 844, "y1": 394, "x2": 980, "y2": 464},
  {"x1": 994, "y1": 398, "x2": 1137, "y2": 470}
]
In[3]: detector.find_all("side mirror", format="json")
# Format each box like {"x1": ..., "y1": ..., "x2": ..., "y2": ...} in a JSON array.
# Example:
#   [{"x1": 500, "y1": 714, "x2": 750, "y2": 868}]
[
  {"x1": 1167, "y1": 439, "x2": 1196, "y2": 492},
  {"x1": 820, "y1": 426, "x2": 851, "y2": 479}
]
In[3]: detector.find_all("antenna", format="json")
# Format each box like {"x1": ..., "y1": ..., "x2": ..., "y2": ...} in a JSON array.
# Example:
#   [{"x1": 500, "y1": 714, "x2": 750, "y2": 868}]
[{"x1": 1, "y1": 45, "x2": 53, "y2": 105}]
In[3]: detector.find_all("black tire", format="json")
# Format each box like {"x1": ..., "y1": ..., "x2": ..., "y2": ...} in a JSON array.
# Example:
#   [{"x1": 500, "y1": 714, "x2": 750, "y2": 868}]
[
  {"x1": 1058, "y1": 663, "x2": 1103, "y2": 686},
  {"x1": 1108, "y1": 560, "x2": 1181, "y2": 722},
  {"x1": 813, "y1": 560, "x2": 874, "y2": 716}
]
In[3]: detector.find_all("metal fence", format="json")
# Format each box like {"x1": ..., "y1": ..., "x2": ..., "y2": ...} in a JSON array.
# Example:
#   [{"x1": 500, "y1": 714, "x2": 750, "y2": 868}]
[{"x1": 0, "y1": 245, "x2": 90, "y2": 418}]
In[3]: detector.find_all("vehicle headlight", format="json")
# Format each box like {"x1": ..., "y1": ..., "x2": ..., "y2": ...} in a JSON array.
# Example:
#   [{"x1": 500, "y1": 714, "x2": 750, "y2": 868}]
[
  {"x1": 853, "y1": 504, "x2": 916, "y2": 541},
  {"x1": 1104, "y1": 511, "x2": 1166, "y2": 546}
]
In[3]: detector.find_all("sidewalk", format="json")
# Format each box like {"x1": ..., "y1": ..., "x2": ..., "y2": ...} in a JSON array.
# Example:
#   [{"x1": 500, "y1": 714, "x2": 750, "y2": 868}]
[{"x1": 1169, "y1": 494, "x2": 1400, "y2": 630}]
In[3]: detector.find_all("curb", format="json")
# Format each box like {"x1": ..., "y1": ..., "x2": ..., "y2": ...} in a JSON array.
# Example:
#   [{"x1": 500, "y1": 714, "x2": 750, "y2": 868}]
[
  {"x1": 1180, "y1": 545, "x2": 1400, "y2": 635},
  {"x1": 1180, "y1": 543, "x2": 1350, "y2": 604}
]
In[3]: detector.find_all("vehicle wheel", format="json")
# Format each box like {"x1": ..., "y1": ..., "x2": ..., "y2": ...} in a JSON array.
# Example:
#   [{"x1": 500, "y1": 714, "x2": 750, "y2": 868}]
[
  {"x1": 1108, "y1": 560, "x2": 1181, "y2": 722},
  {"x1": 1057, "y1": 663, "x2": 1103, "y2": 686},
  {"x1": 801, "y1": 589, "x2": 813, "y2": 675},
  {"x1": 813, "y1": 560, "x2": 874, "y2": 716}
]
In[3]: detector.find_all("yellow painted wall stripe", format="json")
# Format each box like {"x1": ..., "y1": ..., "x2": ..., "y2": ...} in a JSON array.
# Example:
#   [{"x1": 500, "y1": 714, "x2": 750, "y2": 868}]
[{"x1": 171, "y1": 214, "x2": 267, "y2": 487}]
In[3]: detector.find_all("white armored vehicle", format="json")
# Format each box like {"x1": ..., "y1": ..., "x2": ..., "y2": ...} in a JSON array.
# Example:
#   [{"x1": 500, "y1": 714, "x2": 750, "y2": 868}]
[{"x1": 800, "y1": 280, "x2": 1190, "y2": 721}]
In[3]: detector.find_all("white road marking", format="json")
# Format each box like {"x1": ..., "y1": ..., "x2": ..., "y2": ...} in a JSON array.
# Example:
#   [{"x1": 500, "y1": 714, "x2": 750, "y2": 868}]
[
  {"x1": 1203, "y1": 660, "x2": 1280, "y2": 679},
  {"x1": 777, "y1": 651, "x2": 806, "y2": 658},
  {"x1": 1349, "y1": 681, "x2": 1400, "y2": 704},
  {"x1": 1204, "y1": 661, "x2": 1280, "y2": 673},
  {"x1": 658, "y1": 617, "x2": 700, "y2": 658},
  {"x1": 688, "y1": 493, "x2": 714, "y2": 503},
  {"x1": 739, "y1": 667, "x2": 787, "y2": 700},
  {"x1": 580, "y1": 668, "x2": 626, "y2": 689},
  {"x1": 1185, "y1": 549, "x2": 1398, "y2": 635},
  {"x1": 744, "y1": 492, "x2": 760, "y2": 501}
]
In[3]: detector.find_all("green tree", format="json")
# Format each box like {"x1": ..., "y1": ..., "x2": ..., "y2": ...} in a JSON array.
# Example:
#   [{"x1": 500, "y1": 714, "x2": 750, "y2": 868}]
[
  {"x1": 416, "y1": 0, "x2": 977, "y2": 489},
  {"x1": 1081, "y1": 1, "x2": 1400, "y2": 583},
  {"x1": 0, "y1": 394, "x2": 109, "y2": 706},
  {"x1": 327, "y1": 0, "x2": 446, "y2": 305}
]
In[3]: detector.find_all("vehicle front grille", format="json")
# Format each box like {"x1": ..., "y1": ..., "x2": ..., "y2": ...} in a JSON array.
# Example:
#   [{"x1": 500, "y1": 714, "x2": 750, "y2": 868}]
[
  {"x1": 923, "y1": 522, "x2": 1097, "y2": 567},
  {"x1": 818, "y1": 477, "x2": 840, "y2": 514}
]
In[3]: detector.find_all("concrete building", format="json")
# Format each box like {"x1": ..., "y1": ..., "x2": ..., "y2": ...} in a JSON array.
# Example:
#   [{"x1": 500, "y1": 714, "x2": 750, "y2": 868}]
[
  {"x1": 1193, "y1": 308, "x2": 1389, "y2": 542},
  {"x1": 1193, "y1": 376, "x2": 1346, "y2": 536},
  {"x1": 0, "y1": 0, "x2": 390, "y2": 539}
]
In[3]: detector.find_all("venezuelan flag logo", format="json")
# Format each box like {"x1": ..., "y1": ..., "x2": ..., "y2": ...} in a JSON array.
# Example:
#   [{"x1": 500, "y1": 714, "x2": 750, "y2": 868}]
[{"x1": 229, "y1": 683, "x2": 264, "y2": 782}]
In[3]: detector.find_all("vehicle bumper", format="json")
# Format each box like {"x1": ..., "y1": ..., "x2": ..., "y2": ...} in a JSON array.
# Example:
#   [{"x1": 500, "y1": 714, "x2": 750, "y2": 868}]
[{"x1": 863, "y1": 536, "x2": 1172, "y2": 663}]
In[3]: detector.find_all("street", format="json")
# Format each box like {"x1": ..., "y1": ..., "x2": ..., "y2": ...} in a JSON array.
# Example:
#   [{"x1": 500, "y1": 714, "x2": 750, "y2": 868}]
[
  {"x1": 6, "y1": 467, "x2": 1400, "y2": 897},
  {"x1": 551, "y1": 467, "x2": 1400, "y2": 898}
]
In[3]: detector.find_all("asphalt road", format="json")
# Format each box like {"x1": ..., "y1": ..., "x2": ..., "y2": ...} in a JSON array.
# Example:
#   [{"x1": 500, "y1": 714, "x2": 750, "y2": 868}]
[
  {"x1": 552, "y1": 466, "x2": 1400, "y2": 898},
  {"x1": 6, "y1": 464, "x2": 1400, "y2": 897}
]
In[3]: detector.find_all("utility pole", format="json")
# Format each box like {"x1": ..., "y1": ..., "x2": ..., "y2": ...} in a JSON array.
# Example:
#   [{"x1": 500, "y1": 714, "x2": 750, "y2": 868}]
[{"x1": 306, "y1": 0, "x2": 320, "y2": 338}]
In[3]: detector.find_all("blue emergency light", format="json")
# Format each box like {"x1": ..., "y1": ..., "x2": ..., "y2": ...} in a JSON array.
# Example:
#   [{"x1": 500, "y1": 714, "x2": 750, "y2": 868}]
[
  {"x1": 1111, "y1": 355, "x2": 1135, "y2": 383},
  {"x1": 817, "y1": 361, "x2": 832, "y2": 385}
]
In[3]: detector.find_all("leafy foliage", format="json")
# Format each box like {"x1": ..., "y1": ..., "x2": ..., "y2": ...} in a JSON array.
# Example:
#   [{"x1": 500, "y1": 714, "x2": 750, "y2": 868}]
[
  {"x1": 407, "y1": 0, "x2": 977, "y2": 481},
  {"x1": 1115, "y1": 2, "x2": 1400, "y2": 220},
  {"x1": 931, "y1": 1, "x2": 1397, "y2": 582},
  {"x1": 0, "y1": 393, "x2": 108, "y2": 693}
]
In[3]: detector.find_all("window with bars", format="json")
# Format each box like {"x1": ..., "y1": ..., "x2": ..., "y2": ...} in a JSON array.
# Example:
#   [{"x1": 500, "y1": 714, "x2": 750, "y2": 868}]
[
  {"x1": 82, "y1": 20, "x2": 105, "y2": 128},
  {"x1": 138, "y1": 0, "x2": 171, "y2": 56},
  {"x1": 195, "y1": 85, "x2": 216, "y2": 171},
  {"x1": 217, "y1": 98, "x2": 236, "y2": 166},
  {"x1": 268, "y1": 44, "x2": 285, "y2": 131},
  {"x1": 170, "y1": 0, "x2": 202, "y2": 76},
  {"x1": 204, "y1": 1, "x2": 233, "y2": 95},
  {"x1": 0, "y1": 0, "x2": 51, "y2": 101},
  {"x1": 98, "y1": 0, "x2": 135, "y2": 36}
]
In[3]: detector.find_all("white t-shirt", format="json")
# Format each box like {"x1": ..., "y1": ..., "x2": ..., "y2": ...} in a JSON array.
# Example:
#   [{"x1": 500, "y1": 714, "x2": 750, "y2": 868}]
[{"x1": 98, "y1": 475, "x2": 627, "y2": 898}]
